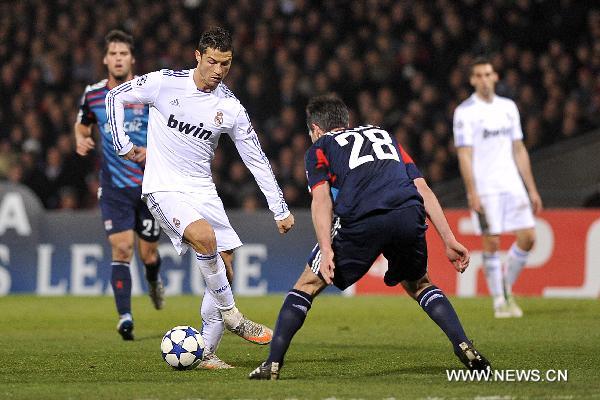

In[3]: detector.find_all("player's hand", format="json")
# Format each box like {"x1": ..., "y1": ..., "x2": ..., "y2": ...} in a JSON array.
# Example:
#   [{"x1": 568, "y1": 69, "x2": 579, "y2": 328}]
[
  {"x1": 445, "y1": 239, "x2": 470, "y2": 273},
  {"x1": 135, "y1": 146, "x2": 147, "y2": 165},
  {"x1": 529, "y1": 190, "x2": 543, "y2": 214},
  {"x1": 319, "y1": 248, "x2": 335, "y2": 285},
  {"x1": 467, "y1": 192, "x2": 482, "y2": 213},
  {"x1": 122, "y1": 145, "x2": 140, "y2": 162},
  {"x1": 75, "y1": 136, "x2": 95, "y2": 156},
  {"x1": 276, "y1": 213, "x2": 295, "y2": 234}
]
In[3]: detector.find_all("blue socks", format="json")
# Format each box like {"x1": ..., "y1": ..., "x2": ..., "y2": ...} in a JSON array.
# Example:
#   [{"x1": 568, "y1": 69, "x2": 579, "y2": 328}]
[
  {"x1": 111, "y1": 261, "x2": 132, "y2": 316},
  {"x1": 267, "y1": 289, "x2": 313, "y2": 366},
  {"x1": 417, "y1": 285, "x2": 470, "y2": 353},
  {"x1": 266, "y1": 286, "x2": 469, "y2": 366}
]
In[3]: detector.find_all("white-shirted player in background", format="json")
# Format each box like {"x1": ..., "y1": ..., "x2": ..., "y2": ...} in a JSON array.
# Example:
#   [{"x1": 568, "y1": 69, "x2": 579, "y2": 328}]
[
  {"x1": 106, "y1": 27, "x2": 295, "y2": 368},
  {"x1": 453, "y1": 57, "x2": 542, "y2": 318}
]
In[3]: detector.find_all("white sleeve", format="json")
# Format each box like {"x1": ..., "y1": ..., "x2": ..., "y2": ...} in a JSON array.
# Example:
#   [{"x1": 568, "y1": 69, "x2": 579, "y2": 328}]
[
  {"x1": 106, "y1": 71, "x2": 163, "y2": 155},
  {"x1": 453, "y1": 107, "x2": 473, "y2": 147},
  {"x1": 229, "y1": 106, "x2": 290, "y2": 220},
  {"x1": 510, "y1": 101, "x2": 524, "y2": 141}
]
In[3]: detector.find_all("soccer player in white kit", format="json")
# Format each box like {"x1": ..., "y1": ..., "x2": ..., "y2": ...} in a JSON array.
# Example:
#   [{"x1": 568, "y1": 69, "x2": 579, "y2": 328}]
[
  {"x1": 106, "y1": 28, "x2": 295, "y2": 368},
  {"x1": 453, "y1": 58, "x2": 543, "y2": 318}
]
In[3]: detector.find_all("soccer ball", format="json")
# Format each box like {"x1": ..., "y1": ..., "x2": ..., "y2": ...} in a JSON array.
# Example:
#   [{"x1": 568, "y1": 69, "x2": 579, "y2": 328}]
[{"x1": 160, "y1": 325, "x2": 205, "y2": 370}]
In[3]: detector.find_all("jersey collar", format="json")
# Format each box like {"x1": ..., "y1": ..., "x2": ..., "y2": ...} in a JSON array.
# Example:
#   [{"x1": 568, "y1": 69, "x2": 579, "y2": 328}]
[
  {"x1": 187, "y1": 69, "x2": 219, "y2": 95},
  {"x1": 472, "y1": 93, "x2": 497, "y2": 105}
]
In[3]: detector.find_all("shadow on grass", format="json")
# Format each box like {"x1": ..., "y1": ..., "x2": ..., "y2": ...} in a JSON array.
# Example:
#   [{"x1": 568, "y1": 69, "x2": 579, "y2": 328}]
[{"x1": 134, "y1": 334, "x2": 164, "y2": 342}]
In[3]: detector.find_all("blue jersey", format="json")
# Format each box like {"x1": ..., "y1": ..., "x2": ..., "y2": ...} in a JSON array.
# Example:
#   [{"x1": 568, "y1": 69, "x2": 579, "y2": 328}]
[
  {"x1": 77, "y1": 79, "x2": 149, "y2": 188},
  {"x1": 305, "y1": 125, "x2": 423, "y2": 221}
]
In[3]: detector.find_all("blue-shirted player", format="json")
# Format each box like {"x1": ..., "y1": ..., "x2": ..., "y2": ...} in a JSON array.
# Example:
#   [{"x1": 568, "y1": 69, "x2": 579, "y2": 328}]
[
  {"x1": 74, "y1": 30, "x2": 164, "y2": 340},
  {"x1": 250, "y1": 94, "x2": 491, "y2": 380}
]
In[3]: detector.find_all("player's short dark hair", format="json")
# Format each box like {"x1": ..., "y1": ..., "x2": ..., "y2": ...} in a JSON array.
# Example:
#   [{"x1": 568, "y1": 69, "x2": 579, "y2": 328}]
[
  {"x1": 197, "y1": 27, "x2": 233, "y2": 55},
  {"x1": 306, "y1": 94, "x2": 350, "y2": 133},
  {"x1": 104, "y1": 29, "x2": 134, "y2": 54},
  {"x1": 471, "y1": 56, "x2": 494, "y2": 74}
]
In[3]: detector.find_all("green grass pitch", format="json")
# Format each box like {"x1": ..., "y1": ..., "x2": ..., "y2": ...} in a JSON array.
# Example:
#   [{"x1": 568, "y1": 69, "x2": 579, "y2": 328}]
[{"x1": 1, "y1": 295, "x2": 598, "y2": 400}]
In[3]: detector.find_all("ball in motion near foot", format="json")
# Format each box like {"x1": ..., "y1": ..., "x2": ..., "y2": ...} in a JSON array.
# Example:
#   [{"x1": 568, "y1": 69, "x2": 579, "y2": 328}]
[{"x1": 160, "y1": 326, "x2": 205, "y2": 370}]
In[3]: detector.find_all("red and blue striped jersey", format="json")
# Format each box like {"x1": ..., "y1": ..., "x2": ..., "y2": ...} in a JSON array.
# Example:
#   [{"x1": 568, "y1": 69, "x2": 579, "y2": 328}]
[
  {"x1": 304, "y1": 125, "x2": 423, "y2": 220},
  {"x1": 77, "y1": 79, "x2": 149, "y2": 188}
]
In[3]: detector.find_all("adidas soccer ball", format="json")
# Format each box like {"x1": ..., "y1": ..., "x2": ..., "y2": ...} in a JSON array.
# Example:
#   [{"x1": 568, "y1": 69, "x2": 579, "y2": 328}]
[{"x1": 160, "y1": 325, "x2": 205, "y2": 370}]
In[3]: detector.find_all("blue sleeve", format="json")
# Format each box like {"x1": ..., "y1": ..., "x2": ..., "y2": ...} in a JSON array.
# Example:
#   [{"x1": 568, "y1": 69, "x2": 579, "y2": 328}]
[
  {"x1": 397, "y1": 144, "x2": 422, "y2": 180},
  {"x1": 304, "y1": 142, "x2": 331, "y2": 192}
]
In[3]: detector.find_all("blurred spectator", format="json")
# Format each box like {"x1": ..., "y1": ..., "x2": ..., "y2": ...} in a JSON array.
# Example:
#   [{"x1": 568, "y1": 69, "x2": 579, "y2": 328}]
[{"x1": 0, "y1": 0, "x2": 598, "y2": 211}]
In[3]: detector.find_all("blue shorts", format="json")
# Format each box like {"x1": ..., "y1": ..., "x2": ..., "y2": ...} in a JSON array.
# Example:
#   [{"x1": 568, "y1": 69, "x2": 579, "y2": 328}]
[
  {"x1": 99, "y1": 185, "x2": 161, "y2": 242},
  {"x1": 307, "y1": 205, "x2": 428, "y2": 290}
]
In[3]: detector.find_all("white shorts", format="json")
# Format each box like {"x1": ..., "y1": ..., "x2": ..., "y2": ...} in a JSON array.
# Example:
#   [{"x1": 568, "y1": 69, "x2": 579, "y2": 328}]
[
  {"x1": 471, "y1": 192, "x2": 535, "y2": 235},
  {"x1": 143, "y1": 191, "x2": 242, "y2": 255}
]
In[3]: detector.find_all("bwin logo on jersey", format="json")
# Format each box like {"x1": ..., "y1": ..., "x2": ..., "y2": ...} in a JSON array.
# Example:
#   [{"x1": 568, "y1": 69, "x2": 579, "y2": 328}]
[
  {"x1": 167, "y1": 114, "x2": 213, "y2": 140},
  {"x1": 483, "y1": 127, "x2": 511, "y2": 139}
]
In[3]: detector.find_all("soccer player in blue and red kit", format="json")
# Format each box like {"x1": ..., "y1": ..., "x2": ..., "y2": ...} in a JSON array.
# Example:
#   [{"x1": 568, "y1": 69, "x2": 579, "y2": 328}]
[
  {"x1": 74, "y1": 30, "x2": 164, "y2": 340},
  {"x1": 249, "y1": 95, "x2": 491, "y2": 379}
]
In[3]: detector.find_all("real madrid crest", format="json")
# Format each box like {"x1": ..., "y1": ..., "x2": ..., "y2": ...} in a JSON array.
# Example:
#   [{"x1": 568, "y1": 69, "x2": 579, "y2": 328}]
[
  {"x1": 214, "y1": 111, "x2": 223, "y2": 126},
  {"x1": 173, "y1": 218, "x2": 181, "y2": 228}
]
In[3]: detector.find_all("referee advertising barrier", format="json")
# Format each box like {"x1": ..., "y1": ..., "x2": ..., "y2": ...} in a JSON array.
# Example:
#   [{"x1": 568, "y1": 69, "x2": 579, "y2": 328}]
[{"x1": 1, "y1": 183, "x2": 599, "y2": 297}]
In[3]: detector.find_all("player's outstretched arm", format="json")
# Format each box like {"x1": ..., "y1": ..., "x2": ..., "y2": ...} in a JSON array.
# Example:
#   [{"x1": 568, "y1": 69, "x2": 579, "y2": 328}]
[
  {"x1": 230, "y1": 107, "x2": 292, "y2": 227},
  {"x1": 414, "y1": 177, "x2": 470, "y2": 273},
  {"x1": 311, "y1": 182, "x2": 335, "y2": 284}
]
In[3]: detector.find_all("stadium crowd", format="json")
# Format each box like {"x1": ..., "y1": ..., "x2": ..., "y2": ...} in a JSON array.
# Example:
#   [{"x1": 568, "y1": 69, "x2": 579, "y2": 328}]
[{"x1": 0, "y1": 0, "x2": 598, "y2": 210}]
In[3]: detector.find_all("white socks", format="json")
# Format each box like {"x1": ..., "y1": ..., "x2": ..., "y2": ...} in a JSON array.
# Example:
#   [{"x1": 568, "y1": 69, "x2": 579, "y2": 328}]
[
  {"x1": 504, "y1": 242, "x2": 529, "y2": 294},
  {"x1": 196, "y1": 252, "x2": 244, "y2": 353},
  {"x1": 200, "y1": 290, "x2": 224, "y2": 354},
  {"x1": 196, "y1": 253, "x2": 234, "y2": 310},
  {"x1": 221, "y1": 306, "x2": 243, "y2": 329},
  {"x1": 483, "y1": 252, "x2": 505, "y2": 307},
  {"x1": 484, "y1": 244, "x2": 529, "y2": 306}
]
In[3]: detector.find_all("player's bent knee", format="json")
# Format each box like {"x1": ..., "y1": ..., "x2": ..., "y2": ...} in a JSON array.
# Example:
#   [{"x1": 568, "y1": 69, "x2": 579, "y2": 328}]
[
  {"x1": 293, "y1": 265, "x2": 327, "y2": 297},
  {"x1": 184, "y1": 220, "x2": 217, "y2": 254},
  {"x1": 111, "y1": 242, "x2": 134, "y2": 261},
  {"x1": 482, "y1": 235, "x2": 501, "y2": 253},
  {"x1": 109, "y1": 231, "x2": 135, "y2": 261},
  {"x1": 402, "y1": 274, "x2": 432, "y2": 300},
  {"x1": 517, "y1": 229, "x2": 536, "y2": 251}
]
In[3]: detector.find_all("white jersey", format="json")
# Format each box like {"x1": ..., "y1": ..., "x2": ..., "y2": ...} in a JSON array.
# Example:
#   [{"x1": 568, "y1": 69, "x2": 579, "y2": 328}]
[
  {"x1": 453, "y1": 94, "x2": 526, "y2": 196},
  {"x1": 106, "y1": 69, "x2": 289, "y2": 220}
]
